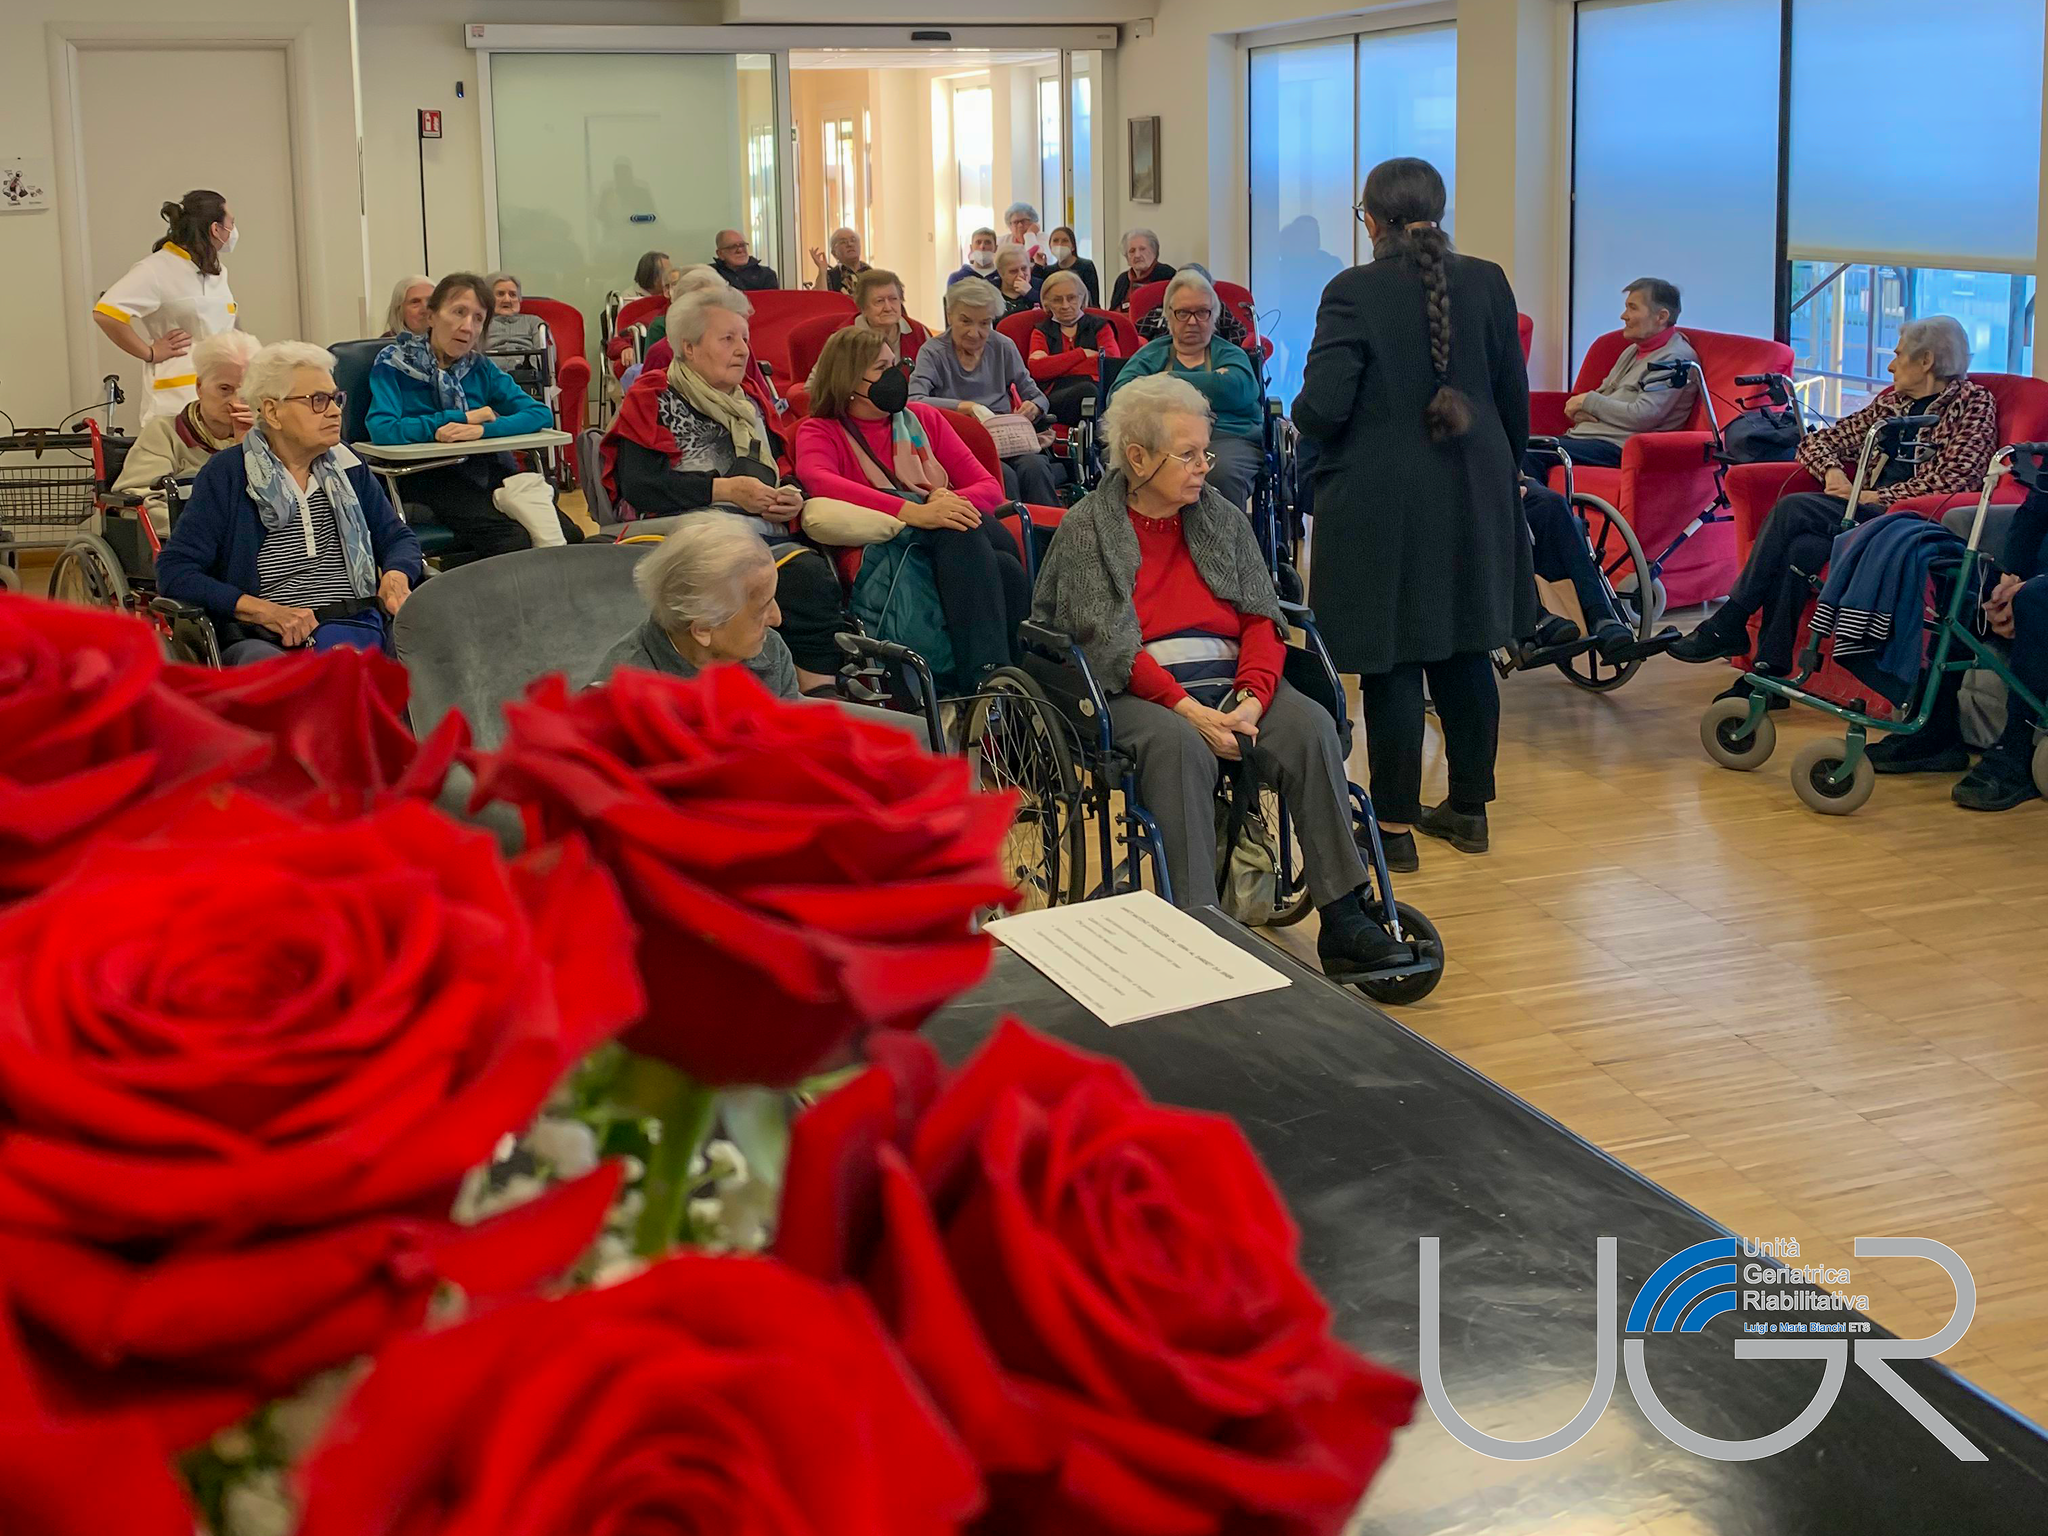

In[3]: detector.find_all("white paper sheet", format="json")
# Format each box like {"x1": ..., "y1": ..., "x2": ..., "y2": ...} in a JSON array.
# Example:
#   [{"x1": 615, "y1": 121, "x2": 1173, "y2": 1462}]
[{"x1": 985, "y1": 892, "x2": 1292, "y2": 1027}]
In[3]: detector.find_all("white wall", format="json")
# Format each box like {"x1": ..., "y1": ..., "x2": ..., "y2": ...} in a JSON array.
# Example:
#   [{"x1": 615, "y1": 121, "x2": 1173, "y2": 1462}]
[{"x1": 1, "y1": 0, "x2": 366, "y2": 428}]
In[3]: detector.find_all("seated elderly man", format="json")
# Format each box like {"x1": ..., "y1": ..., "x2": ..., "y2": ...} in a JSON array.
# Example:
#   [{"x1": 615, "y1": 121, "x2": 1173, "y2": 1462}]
[
  {"x1": 157, "y1": 341, "x2": 422, "y2": 663},
  {"x1": 1031, "y1": 374, "x2": 1405, "y2": 974},
  {"x1": 596, "y1": 512, "x2": 930, "y2": 744},
  {"x1": 1110, "y1": 270, "x2": 1264, "y2": 509},
  {"x1": 599, "y1": 284, "x2": 845, "y2": 690},
  {"x1": 1668, "y1": 315, "x2": 1997, "y2": 693},
  {"x1": 1526, "y1": 278, "x2": 1697, "y2": 477},
  {"x1": 948, "y1": 228, "x2": 1001, "y2": 288},
  {"x1": 115, "y1": 329, "x2": 260, "y2": 533},
  {"x1": 809, "y1": 227, "x2": 872, "y2": 295},
  {"x1": 848, "y1": 268, "x2": 933, "y2": 368},
  {"x1": 711, "y1": 230, "x2": 779, "y2": 292},
  {"x1": 484, "y1": 272, "x2": 546, "y2": 352},
  {"x1": 909, "y1": 278, "x2": 1063, "y2": 506}
]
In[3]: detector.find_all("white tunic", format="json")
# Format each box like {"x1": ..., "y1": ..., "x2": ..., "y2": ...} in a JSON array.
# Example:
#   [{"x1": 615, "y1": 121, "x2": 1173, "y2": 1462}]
[{"x1": 94, "y1": 242, "x2": 238, "y2": 422}]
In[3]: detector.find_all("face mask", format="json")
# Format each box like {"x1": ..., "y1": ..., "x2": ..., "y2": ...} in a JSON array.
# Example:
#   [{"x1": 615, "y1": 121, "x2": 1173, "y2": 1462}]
[
  {"x1": 863, "y1": 367, "x2": 910, "y2": 416},
  {"x1": 219, "y1": 225, "x2": 239, "y2": 256},
  {"x1": 1050, "y1": 243, "x2": 1073, "y2": 262},
  {"x1": 968, "y1": 249, "x2": 996, "y2": 273}
]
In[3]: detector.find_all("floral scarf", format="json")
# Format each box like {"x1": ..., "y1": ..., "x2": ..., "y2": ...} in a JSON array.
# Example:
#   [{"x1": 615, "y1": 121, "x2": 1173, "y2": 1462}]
[
  {"x1": 241, "y1": 427, "x2": 377, "y2": 598},
  {"x1": 840, "y1": 408, "x2": 950, "y2": 503},
  {"x1": 377, "y1": 328, "x2": 484, "y2": 414}
]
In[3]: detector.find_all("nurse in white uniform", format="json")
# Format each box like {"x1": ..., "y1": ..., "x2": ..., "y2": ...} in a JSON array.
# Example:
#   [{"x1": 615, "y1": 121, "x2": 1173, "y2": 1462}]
[{"x1": 92, "y1": 189, "x2": 239, "y2": 423}]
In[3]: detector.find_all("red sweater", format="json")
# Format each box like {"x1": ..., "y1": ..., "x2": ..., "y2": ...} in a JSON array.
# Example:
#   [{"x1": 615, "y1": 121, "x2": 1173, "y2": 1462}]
[
  {"x1": 1026, "y1": 317, "x2": 1124, "y2": 382},
  {"x1": 791, "y1": 403, "x2": 1006, "y2": 517},
  {"x1": 1126, "y1": 508, "x2": 1284, "y2": 709}
]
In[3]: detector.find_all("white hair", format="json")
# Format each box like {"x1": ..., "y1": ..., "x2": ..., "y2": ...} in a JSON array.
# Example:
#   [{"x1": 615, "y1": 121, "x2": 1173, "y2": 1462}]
[
  {"x1": 1040, "y1": 269, "x2": 1087, "y2": 304},
  {"x1": 1163, "y1": 268, "x2": 1220, "y2": 318},
  {"x1": 240, "y1": 341, "x2": 336, "y2": 410},
  {"x1": 994, "y1": 243, "x2": 1032, "y2": 275},
  {"x1": 829, "y1": 227, "x2": 860, "y2": 247},
  {"x1": 192, "y1": 330, "x2": 262, "y2": 382},
  {"x1": 384, "y1": 274, "x2": 431, "y2": 335},
  {"x1": 944, "y1": 278, "x2": 1004, "y2": 321},
  {"x1": 1102, "y1": 373, "x2": 1211, "y2": 471},
  {"x1": 486, "y1": 271, "x2": 521, "y2": 298},
  {"x1": 1897, "y1": 315, "x2": 1972, "y2": 381},
  {"x1": 635, "y1": 512, "x2": 774, "y2": 631},
  {"x1": 1004, "y1": 201, "x2": 1039, "y2": 225},
  {"x1": 667, "y1": 285, "x2": 753, "y2": 348},
  {"x1": 1121, "y1": 227, "x2": 1161, "y2": 259}
]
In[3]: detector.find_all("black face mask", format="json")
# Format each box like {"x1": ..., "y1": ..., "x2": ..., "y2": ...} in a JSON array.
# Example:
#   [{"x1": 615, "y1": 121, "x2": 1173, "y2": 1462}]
[{"x1": 862, "y1": 367, "x2": 910, "y2": 416}]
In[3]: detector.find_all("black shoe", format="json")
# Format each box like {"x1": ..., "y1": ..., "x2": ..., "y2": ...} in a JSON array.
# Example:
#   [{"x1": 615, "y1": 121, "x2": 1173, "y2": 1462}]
[
  {"x1": 1417, "y1": 801, "x2": 1488, "y2": 854},
  {"x1": 1316, "y1": 895, "x2": 1412, "y2": 978},
  {"x1": 1607, "y1": 624, "x2": 1682, "y2": 663},
  {"x1": 1531, "y1": 613, "x2": 1582, "y2": 650},
  {"x1": 1952, "y1": 749, "x2": 2041, "y2": 812},
  {"x1": 1377, "y1": 829, "x2": 1419, "y2": 874},
  {"x1": 1666, "y1": 619, "x2": 1750, "y2": 665},
  {"x1": 1866, "y1": 731, "x2": 1970, "y2": 776},
  {"x1": 1714, "y1": 678, "x2": 1790, "y2": 713},
  {"x1": 1592, "y1": 620, "x2": 1637, "y2": 663}
]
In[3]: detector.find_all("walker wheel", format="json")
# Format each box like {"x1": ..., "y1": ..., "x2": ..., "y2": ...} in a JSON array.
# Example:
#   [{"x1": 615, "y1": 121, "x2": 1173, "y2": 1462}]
[
  {"x1": 1791, "y1": 738, "x2": 1875, "y2": 815},
  {"x1": 1355, "y1": 901, "x2": 1445, "y2": 1007},
  {"x1": 2032, "y1": 737, "x2": 2048, "y2": 799},
  {"x1": 1700, "y1": 696, "x2": 1777, "y2": 771}
]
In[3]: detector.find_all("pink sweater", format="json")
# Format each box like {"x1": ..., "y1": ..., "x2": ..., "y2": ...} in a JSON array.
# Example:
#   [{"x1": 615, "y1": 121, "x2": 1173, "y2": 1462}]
[{"x1": 792, "y1": 403, "x2": 1006, "y2": 517}]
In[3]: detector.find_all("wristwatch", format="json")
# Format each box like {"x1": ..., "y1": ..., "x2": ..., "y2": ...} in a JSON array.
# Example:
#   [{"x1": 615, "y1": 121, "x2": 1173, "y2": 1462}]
[{"x1": 1232, "y1": 688, "x2": 1260, "y2": 710}]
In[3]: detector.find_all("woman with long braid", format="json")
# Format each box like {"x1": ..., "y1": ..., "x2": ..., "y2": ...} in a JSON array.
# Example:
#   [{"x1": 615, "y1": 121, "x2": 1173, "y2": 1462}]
[{"x1": 1292, "y1": 157, "x2": 1533, "y2": 871}]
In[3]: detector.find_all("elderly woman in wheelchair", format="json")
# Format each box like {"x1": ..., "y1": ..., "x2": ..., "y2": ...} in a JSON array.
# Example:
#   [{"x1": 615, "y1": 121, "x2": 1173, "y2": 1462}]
[
  {"x1": 1029, "y1": 374, "x2": 1415, "y2": 981},
  {"x1": 156, "y1": 341, "x2": 424, "y2": 664}
]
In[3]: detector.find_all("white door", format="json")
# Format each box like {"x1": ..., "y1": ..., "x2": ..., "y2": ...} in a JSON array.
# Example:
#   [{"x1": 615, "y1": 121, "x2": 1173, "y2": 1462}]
[{"x1": 77, "y1": 45, "x2": 303, "y2": 429}]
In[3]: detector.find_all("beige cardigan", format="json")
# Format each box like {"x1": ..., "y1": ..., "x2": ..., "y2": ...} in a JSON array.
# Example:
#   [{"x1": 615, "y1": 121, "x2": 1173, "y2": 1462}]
[{"x1": 112, "y1": 406, "x2": 231, "y2": 532}]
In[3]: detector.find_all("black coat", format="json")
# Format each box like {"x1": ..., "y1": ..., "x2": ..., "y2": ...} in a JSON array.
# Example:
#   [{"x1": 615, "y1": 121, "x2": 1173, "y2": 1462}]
[{"x1": 1292, "y1": 251, "x2": 1534, "y2": 676}]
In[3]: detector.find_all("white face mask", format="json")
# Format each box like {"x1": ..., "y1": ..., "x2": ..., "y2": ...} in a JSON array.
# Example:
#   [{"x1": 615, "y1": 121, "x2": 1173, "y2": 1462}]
[
  {"x1": 219, "y1": 225, "x2": 239, "y2": 256},
  {"x1": 967, "y1": 248, "x2": 996, "y2": 273},
  {"x1": 1049, "y1": 243, "x2": 1074, "y2": 262}
]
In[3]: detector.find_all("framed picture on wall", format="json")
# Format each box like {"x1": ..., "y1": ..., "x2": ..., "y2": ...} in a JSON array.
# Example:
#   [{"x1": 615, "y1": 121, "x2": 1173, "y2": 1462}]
[{"x1": 1128, "y1": 118, "x2": 1160, "y2": 204}]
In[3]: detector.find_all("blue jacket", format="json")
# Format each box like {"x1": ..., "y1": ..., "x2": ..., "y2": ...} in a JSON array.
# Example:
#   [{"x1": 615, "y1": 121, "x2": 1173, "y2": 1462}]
[
  {"x1": 1812, "y1": 513, "x2": 1961, "y2": 707},
  {"x1": 157, "y1": 444, "x2": 426, "y2": 623},
  {"x1": 365, "y1": 349, "x2": 550, "y2": 445}
]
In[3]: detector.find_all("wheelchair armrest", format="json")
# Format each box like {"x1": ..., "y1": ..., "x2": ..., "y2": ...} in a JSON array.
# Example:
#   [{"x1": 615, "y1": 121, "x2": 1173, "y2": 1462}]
[
  {"x1": 1277, "y1": 598, "x2": 1316, "y2": 627},
  {"x1": 147, "y1": 595, "x2": 209, "y2": 622},
  {"x1": 1018, "y1": 619, "x2": 1074, "y2": 660}
]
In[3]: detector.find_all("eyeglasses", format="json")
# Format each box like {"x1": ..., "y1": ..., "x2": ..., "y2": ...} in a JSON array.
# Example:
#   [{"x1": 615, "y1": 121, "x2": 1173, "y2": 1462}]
[
  {"x1": 1168, "y1": 308, "x2": 1212, "y2": 323},
  {"x1": 1352, "y1": 202, "x2": 1370, "y2": 224},
  {"x1": 280, "y1": 390, "x2": 346, "y2": 413},
  {"x1": 1168, "y1": 448, "x2": 1217, "y2": 470}
]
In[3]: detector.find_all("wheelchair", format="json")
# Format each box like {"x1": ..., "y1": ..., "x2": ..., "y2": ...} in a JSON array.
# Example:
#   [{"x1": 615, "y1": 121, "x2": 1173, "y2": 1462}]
[
  {"x1": 1495, "y1": 436, "x2": 1664, "y2": 691},
  {"x1": 955, "y1": 601, "x2": 1446, "y2": 1006}
]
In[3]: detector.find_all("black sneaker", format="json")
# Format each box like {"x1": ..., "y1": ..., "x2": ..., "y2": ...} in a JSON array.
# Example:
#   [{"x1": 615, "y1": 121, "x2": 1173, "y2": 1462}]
[
  {"x1": 1377, "y1": 829, "x2": 1419, "y2": 874},
  {"x1": 1952, "y1": 748, "x2": 2041, "y2": 812},
  {"x1": 1316, "y1": 900, "x2": 1412, "y2": 978},
  {"x1": 1417, "y1": 802, "x2": 1488, "y2": 854},
  {"x1": 1666, "y1": 618, "x2": 1750, "y2": 664},
  {"x1": 1866, "y1": 731, "x2": 1970, "y2": 776}
]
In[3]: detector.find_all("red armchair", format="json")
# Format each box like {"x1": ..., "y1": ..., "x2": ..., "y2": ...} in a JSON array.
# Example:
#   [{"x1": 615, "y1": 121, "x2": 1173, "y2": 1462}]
[
  {"x1": 1129, "y1": 280, "x2": 1167, "y2": 326},
  {"x1": 744, "y1": 290, "x2": 856, "y2": 396},
  {"x1": 995, "y1": 306, "x2": 1143, "y2": 359},
  {"x1": 940, "y1": 407, "x2": 1065, "y2": 567},
  {"x1": 1533, "y1": 328, "x2": 1794, "y2": 608},
  {"x1": 506, "y1": 297, "x2": 591, "y2": 486},
  {"x1": 1516, "y1": 312, "x2": 1534, "y2": 363}
]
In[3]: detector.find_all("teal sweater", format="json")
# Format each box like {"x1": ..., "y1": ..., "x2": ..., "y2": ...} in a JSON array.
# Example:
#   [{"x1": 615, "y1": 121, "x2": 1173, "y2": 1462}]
[
  {"x1": 365, "y1": 347, "x2": 551, "y2": 445},
  {"x1": 1112, "y1": 336, "x2": 1263, "y2": 440}
]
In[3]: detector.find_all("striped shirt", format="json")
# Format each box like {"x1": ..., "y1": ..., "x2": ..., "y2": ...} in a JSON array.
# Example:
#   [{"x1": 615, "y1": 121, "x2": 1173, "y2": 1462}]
[{"x1": 255, "y1": 482, "x2": 358, "y2": 608}]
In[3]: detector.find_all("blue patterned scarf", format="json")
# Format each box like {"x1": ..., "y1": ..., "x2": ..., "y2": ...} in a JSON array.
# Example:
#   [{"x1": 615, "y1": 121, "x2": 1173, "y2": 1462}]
[
  {"x1": 241, "y1": 428, "x2": 377, "y2": 598},
  {"x1": 377, "y1": 327, "x2": 483, "y2": 414}
]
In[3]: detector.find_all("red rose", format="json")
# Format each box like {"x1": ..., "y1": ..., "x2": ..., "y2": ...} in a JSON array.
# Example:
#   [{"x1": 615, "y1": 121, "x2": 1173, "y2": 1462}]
[
  {"x1": 777, "y1": 1021, "x2": 1420, "y2": 1535},
  {"x1": 0, "y1": 799, "x2": 645, "y2": 1447},
  {"x1": 297, "y1": 1253, "x2": 983, "y2": 1536},
  {"x1": 162, "y1": 646, "x2": 468, "y2": 818},
  {"x1": 0, "y1": 597, "x2": 265, "y2": 901},
  {"x1": 0, "y1": 1305, "x2": 192, "y2": 1536},
  {"x1": 470, "y1": 665, "x2": 1017, "y2": 1086}
]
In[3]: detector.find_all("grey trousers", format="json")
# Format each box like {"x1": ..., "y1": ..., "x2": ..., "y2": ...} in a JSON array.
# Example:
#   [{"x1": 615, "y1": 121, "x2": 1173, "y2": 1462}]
[
  {"x1": 1107, "y1": 679, "x2": 1368, "y2": 911},
  {"x1": 1208, "y1": 433, "x2": 1263, "y2": 511}
]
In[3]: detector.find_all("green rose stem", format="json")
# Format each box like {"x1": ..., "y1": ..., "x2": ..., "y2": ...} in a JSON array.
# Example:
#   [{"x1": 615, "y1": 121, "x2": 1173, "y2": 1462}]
[{"x1": 621, "y1": 1056, "x2": 719, "y2": 1258}]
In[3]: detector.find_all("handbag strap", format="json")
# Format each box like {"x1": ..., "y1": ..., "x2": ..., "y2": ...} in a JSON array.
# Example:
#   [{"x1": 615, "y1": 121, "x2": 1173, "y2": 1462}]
[{"x1": 839, "y1": 418, "x2": 926, "y2": 504}]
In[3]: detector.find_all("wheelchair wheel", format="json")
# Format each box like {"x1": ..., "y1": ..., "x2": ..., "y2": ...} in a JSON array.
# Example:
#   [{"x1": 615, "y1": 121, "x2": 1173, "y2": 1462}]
[
  {"x1": 1700, "y1": 695, "x2": 1778, "y2": 772},
  {"x1": 47, "y1": 534, "x2": 132, "y2": 612},
  {"x1": 1250, "y1": 788, "x2": 1314, "y2": 928},
  {"x1": 1356, "y1": 902, "x2": 1446, "y2": 1007},
  {"x1": 1555, "y1": 494, "x2": 1653, "y2": 693},
  {"x1": 1790, "y1": 738, "x2": 1874, "y2": 816},
  {"x1": 963, "y1": 668, "x2": 1086, "y2": 909}
]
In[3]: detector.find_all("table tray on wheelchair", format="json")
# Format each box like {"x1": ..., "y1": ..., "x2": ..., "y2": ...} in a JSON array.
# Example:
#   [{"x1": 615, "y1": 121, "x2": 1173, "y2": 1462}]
[{"x1": 352, "y1": 430, "x2": 569, "y2": 463}]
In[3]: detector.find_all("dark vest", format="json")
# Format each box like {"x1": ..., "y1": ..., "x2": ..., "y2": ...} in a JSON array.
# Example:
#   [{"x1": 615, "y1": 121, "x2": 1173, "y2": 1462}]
[{"x1": 1034, "y1": 312, "x2": 1110, "y2": 355}]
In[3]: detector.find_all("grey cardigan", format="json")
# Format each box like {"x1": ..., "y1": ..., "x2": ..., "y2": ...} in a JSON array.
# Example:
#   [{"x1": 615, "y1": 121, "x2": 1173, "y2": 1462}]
[
  {"x1": 1571, "y1": 331, "x2": 1700, "y2": 443},
  {"x1": 1030, "y1": 470, "x2": 1284, "y2": 695},
  {"x1": 907, "y1": 332, "x2": 1050, "y2": 416},
  {"x1": 594, "y1": 616, "x2": 799, "y2": 697}
]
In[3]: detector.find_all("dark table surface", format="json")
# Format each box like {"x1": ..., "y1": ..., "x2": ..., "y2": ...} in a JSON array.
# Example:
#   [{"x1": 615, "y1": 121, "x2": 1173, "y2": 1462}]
[{"x1": 925, "y1": 911, "x2": 2048, "y2": 1535}]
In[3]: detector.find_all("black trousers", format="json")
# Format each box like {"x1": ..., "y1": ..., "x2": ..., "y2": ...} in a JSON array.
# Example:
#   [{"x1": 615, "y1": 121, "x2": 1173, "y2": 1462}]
[
  {"x1": 1044, "y1": 377, "x2": 1096, "y2": 429},
  {"x1": 926, "y1": 512, "x2": 1030, "y2": 679},
  {"x1": 1522, "y1": 434, "x2": 1624, "y2": 480},
  {"x1": 403, "y1": 461, "x2": 584, "y2": 564},
  {"x1": 771, "y1": 543, "x2": 849, "y2": 677},
  {"x1": 1357, "y1": 651, "x2": 1500, "y2": 825},
  {"x1": 1719, "y1": 492, "x2": 1851, "y2": 671},
  {"x1": 1522, "y1": 479, "x2": 1620, "y2": 630},
  {"x1": 1002, "y1": 450, "x2": 1063, "y2": 506}
]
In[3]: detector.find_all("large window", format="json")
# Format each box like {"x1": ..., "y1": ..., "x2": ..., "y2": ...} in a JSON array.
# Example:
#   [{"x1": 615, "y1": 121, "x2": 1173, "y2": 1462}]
[
  {"x1": 952, "y1": 84, "x2": 994, "y2": 249},
  {"x1": 821, "y1": 115, "x2": 858, "y2": 248},
  {"x1": 1572, "y1": 0, "x2": 2042, "y2": 411},
  {"x1": 1249, "y1": 24, "x2": 1456, "y2": 405},
  {"x1": 1039, "y1": 75, "x2": 1063, "y2": 231}
]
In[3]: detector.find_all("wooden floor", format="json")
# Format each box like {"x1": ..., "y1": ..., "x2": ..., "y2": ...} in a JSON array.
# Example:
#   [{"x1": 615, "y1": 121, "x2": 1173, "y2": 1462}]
[{"x1": 1258, "y1": 635, "x2": 2048, "y2": 1424}]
